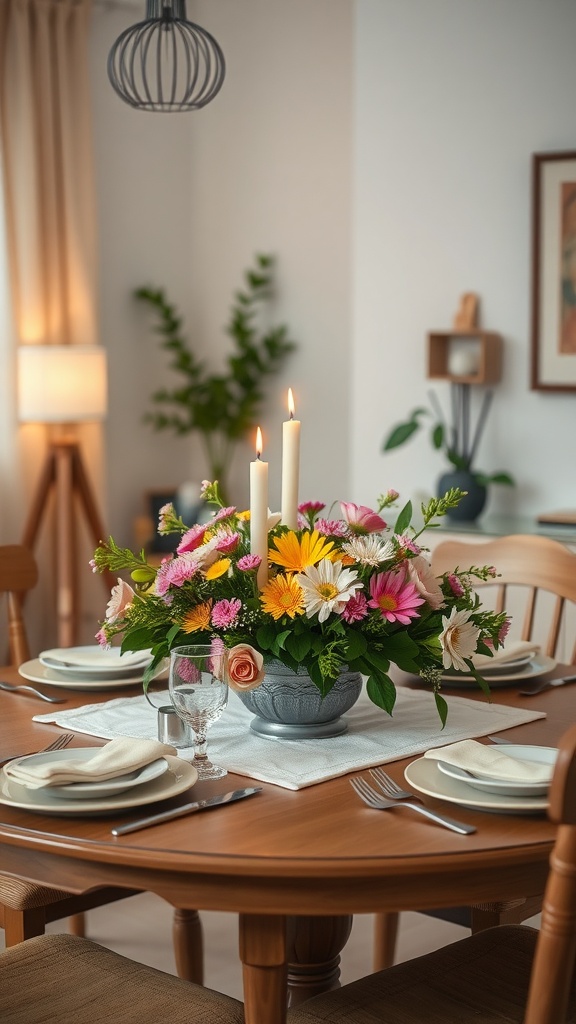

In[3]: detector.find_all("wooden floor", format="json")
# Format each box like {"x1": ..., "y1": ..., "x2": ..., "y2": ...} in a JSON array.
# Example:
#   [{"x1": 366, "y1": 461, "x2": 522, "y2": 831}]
[{"x1": 0, "y1": 893, "x2": 538, "y2": 999}]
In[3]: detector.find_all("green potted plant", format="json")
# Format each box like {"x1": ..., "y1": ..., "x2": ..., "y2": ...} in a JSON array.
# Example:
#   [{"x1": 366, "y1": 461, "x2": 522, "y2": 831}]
[
  {"x1": 382, "y1": 387, "x2": 514, "y2": 521},
  {"x1": 136, "y1": 254, "x2": 296, "y2": 504}
]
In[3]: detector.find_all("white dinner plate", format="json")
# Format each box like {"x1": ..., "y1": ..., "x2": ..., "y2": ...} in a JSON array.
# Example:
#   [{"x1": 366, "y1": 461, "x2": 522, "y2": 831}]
[
  {"x1": 5, "y1": 749, "x2": 169, "y2": 799},
  {"x1": 436, "y1": 743, "x2": 557, "y2": 797},
  {"x1": 0, "y1": 755, "x2": 197, "y2": 815},
  {"x1": 404, "y1": 756, "x2": 550, "y2": 814},
  {"x1": 469, "y1": 653, "x2": 535, "y2": 676},
  {"x1": 39, "y1": 646, "x2": 152, "y2": 679},
  {"x1": 440, "y1": 653, "x2": 556, "y2": 688},
  {"x1": 19, "y1": 659, "x2": 153, "y2": 691}
]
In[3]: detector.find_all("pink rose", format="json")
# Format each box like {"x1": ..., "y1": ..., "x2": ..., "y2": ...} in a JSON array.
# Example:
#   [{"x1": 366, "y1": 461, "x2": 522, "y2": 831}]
[
  {"x1": 226, "y1": 644, "x2": 265, "y2": 692},
  {"x1": 105, "y1": 578, "x2": 135, "y2": 623}
]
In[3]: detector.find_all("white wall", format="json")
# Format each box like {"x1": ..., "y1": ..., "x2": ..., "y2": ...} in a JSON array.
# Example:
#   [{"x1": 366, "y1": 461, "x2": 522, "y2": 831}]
[
  {"x1": 9, "y1": 0, "x2": 574, "y2": 567},
  {"x1": 353, "y1": 0, "x2": 576, "y2": 518},
  {"x1": 90, "y1": 0, "x2": 353, "y2": 543}
]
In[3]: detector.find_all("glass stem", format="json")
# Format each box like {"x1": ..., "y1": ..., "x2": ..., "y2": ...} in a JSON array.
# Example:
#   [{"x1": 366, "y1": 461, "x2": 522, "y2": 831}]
[{"x1": 194, "y1": 732, "x2": 208, "y2": 761}]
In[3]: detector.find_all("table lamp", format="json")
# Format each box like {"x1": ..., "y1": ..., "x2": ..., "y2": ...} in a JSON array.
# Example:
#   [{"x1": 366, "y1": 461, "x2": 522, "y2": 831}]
[{"x1": 17, "y1": 345, "x2": 115, "y2": 647}]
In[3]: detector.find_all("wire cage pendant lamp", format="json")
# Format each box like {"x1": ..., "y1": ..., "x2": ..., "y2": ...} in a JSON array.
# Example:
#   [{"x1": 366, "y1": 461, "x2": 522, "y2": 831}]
[{"x1": 107, "y1": 0, "x2": 226, "y2": 113}]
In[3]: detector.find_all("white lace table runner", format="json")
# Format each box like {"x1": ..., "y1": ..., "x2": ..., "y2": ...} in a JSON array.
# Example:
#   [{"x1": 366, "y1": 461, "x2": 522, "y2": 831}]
[{"x1": 34, "y1": 688, "x2": 546, "y2": 790}]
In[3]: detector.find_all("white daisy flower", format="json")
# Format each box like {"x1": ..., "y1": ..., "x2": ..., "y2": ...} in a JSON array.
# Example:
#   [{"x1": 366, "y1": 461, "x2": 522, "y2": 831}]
[
  {"x1": 295, "y1": 559, "x2": 363, "y2": 623},
  {"x1": 439, "y1": 606, "x2": 480, "y2": 672},
  {"x1": 342, "y1": 536, "x2": 395, "y2": 567}
]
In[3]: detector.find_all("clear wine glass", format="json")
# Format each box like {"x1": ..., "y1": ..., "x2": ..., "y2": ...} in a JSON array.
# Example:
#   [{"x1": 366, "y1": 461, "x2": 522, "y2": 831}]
[{"x1": 168, "y1": 644, "x2": 228, "y2": 780}]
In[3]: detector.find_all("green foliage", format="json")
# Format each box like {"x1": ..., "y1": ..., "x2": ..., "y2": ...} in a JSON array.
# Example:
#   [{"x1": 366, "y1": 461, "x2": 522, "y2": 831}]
[
  {"x1": 382, "y1": 392, "x2": 515, "y2": 489},
  {"x1": 135, "y1": 254, "x2": 297, "y2": 496}
]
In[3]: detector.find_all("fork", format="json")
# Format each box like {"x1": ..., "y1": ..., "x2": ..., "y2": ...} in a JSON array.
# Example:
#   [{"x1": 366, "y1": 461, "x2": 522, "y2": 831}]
[
  {"x1": 350, "y1": 776, "x2": 476, "y2": 834},
  {"x1": 0, "y1": 681, "x2": 66, "y2": 704},
  {"x1": 0, "y1": 733, "x2": 74, "y2": 769}
]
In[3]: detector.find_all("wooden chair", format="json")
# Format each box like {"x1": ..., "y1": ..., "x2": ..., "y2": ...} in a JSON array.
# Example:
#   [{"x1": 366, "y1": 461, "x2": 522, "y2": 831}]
[
  {"x1": 0, "y1": 544, "x2": 203, "y2": 982},
  {"x1": 373, "y1": 532, "x2": 576, "y2": 970},
  {"x1": 0, "y1": 932, "x2": 244, "y2": 1024},
  {"x1": 289, "y1": 720, "x2": 576, "y2": 1024}
]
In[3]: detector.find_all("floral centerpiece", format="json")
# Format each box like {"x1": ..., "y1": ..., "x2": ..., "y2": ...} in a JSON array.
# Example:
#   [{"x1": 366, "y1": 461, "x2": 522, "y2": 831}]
[{"x1": 92, "y1": 483, "x2": 508, "y2": 725}]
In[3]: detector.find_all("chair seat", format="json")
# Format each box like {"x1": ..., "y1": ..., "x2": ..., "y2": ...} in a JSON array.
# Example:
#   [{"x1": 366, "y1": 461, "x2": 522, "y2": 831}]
[
  {"x1": 289, "y1": 926, "x2": 575, "y2": 1024},
  {"x1": 0, "y1": 933, "x2": 244, "y2": 1024}
]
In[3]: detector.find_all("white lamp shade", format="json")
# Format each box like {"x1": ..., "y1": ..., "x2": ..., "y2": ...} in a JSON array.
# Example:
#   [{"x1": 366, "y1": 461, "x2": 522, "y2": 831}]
[{"x1": 17, "y1": 345, "x2": 108, "y2": 423}]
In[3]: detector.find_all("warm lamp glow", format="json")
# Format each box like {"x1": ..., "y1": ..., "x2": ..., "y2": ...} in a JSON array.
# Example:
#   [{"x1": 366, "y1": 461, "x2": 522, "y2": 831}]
[{"x1": 17, "y1": 345, "x2": 108, "y2": 423}]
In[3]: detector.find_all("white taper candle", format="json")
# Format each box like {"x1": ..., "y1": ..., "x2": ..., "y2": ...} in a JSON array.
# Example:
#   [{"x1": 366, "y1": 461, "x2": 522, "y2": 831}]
[{"x1": 250, "y1": 426, "x2": 269, "y2": 590}]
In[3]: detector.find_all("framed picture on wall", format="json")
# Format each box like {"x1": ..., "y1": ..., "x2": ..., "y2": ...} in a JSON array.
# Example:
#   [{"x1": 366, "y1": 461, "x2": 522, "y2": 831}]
[{"x1": 531, "y1": 150, "x2": 576, "y2": 391}]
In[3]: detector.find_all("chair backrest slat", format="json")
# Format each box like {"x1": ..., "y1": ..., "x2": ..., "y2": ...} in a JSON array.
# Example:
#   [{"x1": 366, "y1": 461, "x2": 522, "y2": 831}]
[{"x1": 0, "y1": 545, "x2": 38, "y2": 666}]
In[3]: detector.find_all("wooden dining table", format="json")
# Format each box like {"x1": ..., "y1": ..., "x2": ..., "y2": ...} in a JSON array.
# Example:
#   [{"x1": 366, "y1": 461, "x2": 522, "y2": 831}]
[{"x1": 0, "y1": 662, "x2": 573, "y2": 1024}]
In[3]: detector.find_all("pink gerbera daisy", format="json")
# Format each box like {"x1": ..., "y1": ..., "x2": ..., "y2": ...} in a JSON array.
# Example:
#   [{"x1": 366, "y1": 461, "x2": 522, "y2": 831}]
[
  {"x1": 237, "y1": 554, "x2": 261, "y2": 572},
  {"x1": 340, "y1": 501, "x2": 387, "y2": 535},
  {"x1": 368, "y1": 569, "x2": 424, "y2": 624}
]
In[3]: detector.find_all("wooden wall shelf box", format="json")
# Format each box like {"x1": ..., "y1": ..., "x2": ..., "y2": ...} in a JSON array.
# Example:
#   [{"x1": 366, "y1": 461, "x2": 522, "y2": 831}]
[{"x1": 427, "y1": 330, "x2": 502, "y2": 384}]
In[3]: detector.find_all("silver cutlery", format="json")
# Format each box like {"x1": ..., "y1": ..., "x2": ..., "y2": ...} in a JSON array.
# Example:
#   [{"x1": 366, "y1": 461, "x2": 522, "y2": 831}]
[
  {"x1": 519, "y1": 673, "x2": 576, "y2": 697},
  {"x1": 0, "y1": 733, "x2": 74, "y2": 769},
  {"x1": 486, "y1": 735, "x2": 513, "y2": 744},
  {"x1": 0, "y1": 681, "x2": 66, "y2": 703},
  {"x1": 111, "y1": 786, "x2": 262, "y2": 836},
  {"x1": 349, "y1": 775, "x2": 476, "y2": 834}
]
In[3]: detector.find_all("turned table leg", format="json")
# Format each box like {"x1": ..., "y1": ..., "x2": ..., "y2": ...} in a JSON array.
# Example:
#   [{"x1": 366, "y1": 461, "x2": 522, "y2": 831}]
[
  {"x1": 239, "y1": 912, "x2": 288, "y2": 1024},
  {"x1": 286, "y1": 914, "x2": 353, "y2": 1005}
]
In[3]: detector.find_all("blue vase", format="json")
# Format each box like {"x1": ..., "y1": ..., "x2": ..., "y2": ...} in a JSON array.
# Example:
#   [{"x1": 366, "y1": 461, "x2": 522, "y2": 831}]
[{"x1": 437, "y1": 470, "x2": 487, "y2": 521}]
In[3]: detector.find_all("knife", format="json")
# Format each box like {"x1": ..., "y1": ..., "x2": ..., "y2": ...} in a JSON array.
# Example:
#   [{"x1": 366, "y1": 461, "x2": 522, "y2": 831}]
[{"x1": 111, "y1": 787, "x2": 262, "y2": 836}]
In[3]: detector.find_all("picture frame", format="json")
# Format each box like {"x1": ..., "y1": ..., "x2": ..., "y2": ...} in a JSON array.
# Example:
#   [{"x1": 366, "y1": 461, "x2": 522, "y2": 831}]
[{"x1": 531, "y1": 150, "x2": 576, "y2": 391}]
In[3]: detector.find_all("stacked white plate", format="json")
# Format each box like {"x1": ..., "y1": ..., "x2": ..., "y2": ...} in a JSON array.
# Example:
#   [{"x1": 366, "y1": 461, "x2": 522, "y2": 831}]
[
  {"x1": 0, "y1": 749, "x2": 197, "y2": 815},
  {"x1": 405, "y1": 745, "x2": 557, "y2": 815},
  {"x1": 19, "y1": 646, "x2": 156, "y2": 691},
  {"x1": 440, "y1": 652, "x2": 556, "y2": 688}
]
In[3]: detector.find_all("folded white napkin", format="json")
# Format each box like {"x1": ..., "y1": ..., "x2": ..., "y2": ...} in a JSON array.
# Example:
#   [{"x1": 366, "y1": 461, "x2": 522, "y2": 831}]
[
  {"x1": 470, "y1": 640, "x2": 541, "y2": 669},
  {"x1": 40, "y1": 647, "x2": 151, "y2": 670},
  {"x1": 423, "y1": 739, "x2": 553, "y2": 783},
  {"x1": 4, "y1": 738, "x2": 176, "y2": 789}
]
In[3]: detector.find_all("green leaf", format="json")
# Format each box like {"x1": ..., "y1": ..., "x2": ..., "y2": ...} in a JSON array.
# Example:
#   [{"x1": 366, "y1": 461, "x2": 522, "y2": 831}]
[
  {"x1": 366, "y1": 674, "x2": 396, "y2": 715},
  {"x1": 434, "y1": 692, "x2": 448, "y2": 728},
  {"x1": 393, "y1": 501, "x2": 413, "y2": 535},
  {"x1": 474, "y1": 471, "x2": 515, "y2": 487},
  {"x1": 431, "y1": 423, "x2": 444, "y2": 449},
  {"x1": 284, "y1": 632, "x2": 312, "y2": 662},
  {"x1": 382, "y1": 420, "x2": 420, "y2": 450}
]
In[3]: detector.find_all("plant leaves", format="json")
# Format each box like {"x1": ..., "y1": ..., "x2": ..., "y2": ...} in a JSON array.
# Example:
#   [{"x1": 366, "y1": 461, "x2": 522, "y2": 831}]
[{"x1": 366, "y1": 674, "x2": 396, "y2": 715}]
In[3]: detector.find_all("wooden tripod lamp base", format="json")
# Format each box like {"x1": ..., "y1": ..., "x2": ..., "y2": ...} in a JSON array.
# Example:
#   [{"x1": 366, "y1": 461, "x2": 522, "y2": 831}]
[{"x1": 21, "y1": 439, "x2": 116, "y2": 648}]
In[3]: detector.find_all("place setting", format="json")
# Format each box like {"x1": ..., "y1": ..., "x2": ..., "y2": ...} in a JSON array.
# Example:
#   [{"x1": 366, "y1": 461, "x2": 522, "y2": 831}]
[
  {"x1": 18, "y1": 645, "x2": 160, "y2": 692},
  {"x1": 437, "y1": 639, "x2": 556, "y2": 689},
  {"x1": 0, "y1": 737, "x2": 197, "y2": 816},
  {"x1": 404, "y1": 738, "x2": 556, "y2": 815}
]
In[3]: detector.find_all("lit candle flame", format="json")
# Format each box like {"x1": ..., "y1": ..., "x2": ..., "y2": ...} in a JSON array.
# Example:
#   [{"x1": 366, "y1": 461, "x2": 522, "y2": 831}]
[
  {"x1": 287, "y1": 388, "x2": 295, "y2": 420},
  {"x1": 255, "y1": 426, "x2": 263, "y2": 458}
]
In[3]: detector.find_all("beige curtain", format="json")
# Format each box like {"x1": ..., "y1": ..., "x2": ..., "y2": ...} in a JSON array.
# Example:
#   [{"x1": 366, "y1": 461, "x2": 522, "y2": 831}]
[
  {"x1": 0, "y1": 0, "x2": 105, "y2": 648},
  {"x1": 0, "y1": 0, "x2": 97, "y2": 347}
]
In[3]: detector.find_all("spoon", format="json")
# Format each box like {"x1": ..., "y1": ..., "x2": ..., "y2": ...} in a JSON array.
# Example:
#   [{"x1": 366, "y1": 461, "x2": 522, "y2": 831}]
[{"x1": 0, "y1": 681, "x2": 66, "y2": 704}]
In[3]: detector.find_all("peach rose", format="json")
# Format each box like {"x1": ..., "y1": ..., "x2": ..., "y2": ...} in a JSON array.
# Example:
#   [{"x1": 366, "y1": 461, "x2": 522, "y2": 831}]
[
  {"x1": 227, "y1": 643, "x2": 265, "y2": 692},
  {"x1": 105, "y1": 578, "x2": 135, "y2": 624}
]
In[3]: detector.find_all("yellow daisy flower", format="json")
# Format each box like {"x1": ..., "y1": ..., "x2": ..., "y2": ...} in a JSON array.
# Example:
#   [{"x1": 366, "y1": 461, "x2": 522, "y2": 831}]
[
  {"x1": 182, "y1": 600, "x2": 212, "y2": 632},
  {"x1": 205, "y1": 558, "x2": 231, "y2": 580},
  {"x1": 260, "y1": 574, "x2": 305, "y2": 620},
  {"x1": 268, "y1": 530, "x2": 335, "y2": 573}
]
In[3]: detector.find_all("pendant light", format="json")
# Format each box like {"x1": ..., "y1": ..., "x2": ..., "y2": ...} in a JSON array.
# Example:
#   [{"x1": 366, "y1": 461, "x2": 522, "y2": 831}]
[{"x1": 107, "y1": 0, "x2": 225, "y2": 113}]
